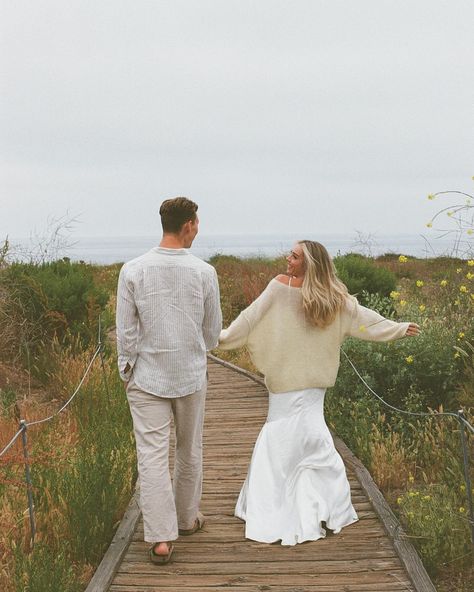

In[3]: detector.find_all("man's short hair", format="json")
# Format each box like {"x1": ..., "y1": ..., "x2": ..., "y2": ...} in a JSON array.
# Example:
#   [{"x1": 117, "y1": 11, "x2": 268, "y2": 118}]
[{"x1": 159, "y1": 197, "x2": 198, "y2": 233}]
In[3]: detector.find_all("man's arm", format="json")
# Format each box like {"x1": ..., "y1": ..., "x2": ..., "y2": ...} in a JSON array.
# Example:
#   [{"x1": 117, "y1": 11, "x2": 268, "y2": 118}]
[
  {"x1": 202, "y1": 267, "x2": 222, "y2": 350},
  {"x1": 116, "y1": 265, "x2": 139, "y2": 381}
]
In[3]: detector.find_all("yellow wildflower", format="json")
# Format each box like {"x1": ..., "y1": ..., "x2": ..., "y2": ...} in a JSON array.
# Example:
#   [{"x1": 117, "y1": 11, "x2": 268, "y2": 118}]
[
  {"x1": 454, "y1": 299, "x2": 461, "y2": 306},
  {"x1": 471, "y1": 294, "x2": 474, "y2": 300},
  {"x1": 397, "y1": 497, "x2": 403, "y2": 505},
  {"x1": 416, "y1": 280, "x2": 424, "y2": 288},
  {"x1": 458, "y1": 332, "x2": 465, "y2": 339},
  {"x1": 460, "y1": 484, "x2": 466, "y2": 492},
  {"x1": 454, "y1": 352, "x2": 461, "y2": 359},
  {"x1": 426, "y1": 222, "x2": 432, "y2": 228},
  {"x1": 408, "y1": 491, "x2": 416, "y2": 497},
  {"x1": 460, "y1": 285, "x2": 468, "y2": 293},
  {"x1": 440, "y1": 280, "x2": 448, "y2": 287},
  {"x1": 468, "y1": 260, "x2": 474, "y2": 266},
  {"x1": 405, "y1": 355, "x2": 414, "y2": 364},
  {"x1": 419, "y1": 304, "x2": 426, "y2": 312},
  {"x1": 398, "y1": 255, "x2": 408, "y2": 263},
  {"x1": 408, "y1": 475, "x2": 415, "y2": 483},
  {"x1": 422, "y1": 495, "x2": 431, "y2": 501},
  {"x1": 359, "y1": 325, "x2": 366, "y2": 332},
  {"x1": 400, "y1": 300, "x2": 407, "y2": 307},
  {"x1": 466, "y1": 272, "x2": 474, "y2": 280},
  {"x1": 447, "y1": 211, "x2": 453, "y2": 217},
  {"x1": 427, "y1": 194, "x2": 435, "y2": 200},
  {"x1": 390, "y1": 291, "x2": 400, "y2": 299},
  {"x1": 456, "y1": 268, "x2": 462, "y2": 273},
  {"x1": 407, "y1": 511, "x2": 415, "y2": 518},
  {"x1": 459, "y1": 507, "x2": 466, "y2": 513}
]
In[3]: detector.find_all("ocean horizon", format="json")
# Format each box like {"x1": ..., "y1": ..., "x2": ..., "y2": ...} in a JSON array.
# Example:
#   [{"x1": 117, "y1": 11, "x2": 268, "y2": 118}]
[{"x1": 7, "y1": 232, "x2": 467, "y2": 265}]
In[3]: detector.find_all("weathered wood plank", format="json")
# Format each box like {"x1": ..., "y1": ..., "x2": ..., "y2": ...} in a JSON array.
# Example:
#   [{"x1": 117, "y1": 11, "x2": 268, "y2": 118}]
[
  {"x1": 111, "y1": 569, "x2": 412, "y2": 586},
  {"x1": 110, "y1": 585, "x2": 412, "y2": 592}
]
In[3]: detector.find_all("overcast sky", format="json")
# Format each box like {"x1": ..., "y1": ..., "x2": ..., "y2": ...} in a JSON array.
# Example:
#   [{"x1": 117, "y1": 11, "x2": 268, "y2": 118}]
[{"x1": 1, "y1": 1, "x2": 473, "y2": 241}]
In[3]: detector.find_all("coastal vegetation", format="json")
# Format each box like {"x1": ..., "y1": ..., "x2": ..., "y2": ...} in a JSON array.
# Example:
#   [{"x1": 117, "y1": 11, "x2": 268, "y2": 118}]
[
  {"x1": 0, "y1": 240, "x2": 472, "y2": 590},
  {"x1": 0, "y1": 256, "x2": 134, "y2": 591}
]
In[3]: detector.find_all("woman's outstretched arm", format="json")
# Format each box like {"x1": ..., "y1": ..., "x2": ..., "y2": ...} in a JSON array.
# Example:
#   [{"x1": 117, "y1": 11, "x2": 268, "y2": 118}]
[{"x1": 346, "y1": 297, "x2": 420, "y2": 341}]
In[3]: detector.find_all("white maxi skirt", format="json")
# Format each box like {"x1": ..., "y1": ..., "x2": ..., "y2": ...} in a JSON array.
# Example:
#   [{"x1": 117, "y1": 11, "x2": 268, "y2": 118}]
[{"x1": 235, "y1": 387, "x2": 359, "y2": 545}]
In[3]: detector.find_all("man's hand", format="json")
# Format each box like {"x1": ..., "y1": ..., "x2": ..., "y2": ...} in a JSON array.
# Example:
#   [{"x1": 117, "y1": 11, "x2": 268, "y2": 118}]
[
  {"x1": 123, "y1": 363, "x2": 131, "y2": 388},
  {"x1": 405, "y1": 323, "x2": 421, "y2": 337}
]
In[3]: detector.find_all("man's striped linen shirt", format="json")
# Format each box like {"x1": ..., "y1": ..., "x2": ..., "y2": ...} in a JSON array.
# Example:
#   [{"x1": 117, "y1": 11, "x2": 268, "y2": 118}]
[{"x1": 116, "y1": 247, "x2": 222, "y2": 397}]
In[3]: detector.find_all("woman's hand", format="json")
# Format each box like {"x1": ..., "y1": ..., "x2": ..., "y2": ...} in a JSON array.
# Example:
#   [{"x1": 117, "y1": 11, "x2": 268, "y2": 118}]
[{"x1": 405, "y1": 322, "x2": 421, "y2": 337}]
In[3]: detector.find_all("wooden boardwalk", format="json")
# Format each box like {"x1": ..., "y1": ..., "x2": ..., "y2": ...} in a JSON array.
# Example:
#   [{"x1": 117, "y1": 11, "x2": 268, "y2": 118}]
[{"x1": 90, "y1": 356, "x2": 436, "y2": 592}]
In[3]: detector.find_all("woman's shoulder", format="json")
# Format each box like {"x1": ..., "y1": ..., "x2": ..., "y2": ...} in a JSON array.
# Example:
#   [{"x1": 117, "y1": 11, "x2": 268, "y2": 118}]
[
  {"x1": 341, "y1": 294, "x2": 358, "y2": 316},
  {"x1": 274, "y1": 274, "x2": 290, "y2": 286}
]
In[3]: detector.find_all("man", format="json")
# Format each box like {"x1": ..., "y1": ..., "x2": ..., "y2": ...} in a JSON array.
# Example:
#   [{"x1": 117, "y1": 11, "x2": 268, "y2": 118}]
[{"x1": 116, "y1": 197, "x2": 222, "y2": 564}]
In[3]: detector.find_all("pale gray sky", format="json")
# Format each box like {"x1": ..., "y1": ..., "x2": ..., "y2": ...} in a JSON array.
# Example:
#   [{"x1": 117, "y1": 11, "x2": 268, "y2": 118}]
[{"x1": 1, "y1": 1, "x2": 473, "y2": 240}]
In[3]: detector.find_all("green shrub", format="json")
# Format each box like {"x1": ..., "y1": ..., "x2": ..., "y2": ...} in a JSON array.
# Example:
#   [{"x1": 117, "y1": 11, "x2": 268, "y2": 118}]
[
  {"x1": 334, "y1": 253, "x2": 397, "y2": 302},
  {"x1": 332, "y1": 317, "x2": 462, "y2": 412},
  {"x1": 5, "y1": 259, "x2": 108, "y2": 341},
  {"x1": 396, "y1": 483, "x2": 472, "y2": 575},
  {"x1": 359, "y1": 289, "x2": 396, "y2": 318},
  {"x1": 0, "y1": 259, "x2": 108, "y2": 380}
]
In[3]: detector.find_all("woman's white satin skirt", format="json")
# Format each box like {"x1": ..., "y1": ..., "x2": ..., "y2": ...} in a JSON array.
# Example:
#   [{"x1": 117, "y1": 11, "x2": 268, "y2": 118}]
[{"x1": 235, "y1": 387, "x2": 359, "y2": 545}]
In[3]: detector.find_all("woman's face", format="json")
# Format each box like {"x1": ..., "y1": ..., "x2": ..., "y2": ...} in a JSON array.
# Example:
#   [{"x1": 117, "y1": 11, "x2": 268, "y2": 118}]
[{"x1": 286, "y1": 243, "x2": 305, "y2": 277}]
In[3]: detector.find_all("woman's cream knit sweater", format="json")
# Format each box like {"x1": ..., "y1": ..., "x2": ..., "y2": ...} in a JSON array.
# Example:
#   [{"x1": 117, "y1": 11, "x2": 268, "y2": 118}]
[{"x1": 218, "y1": 278, "x2": 410, "y2": 393}]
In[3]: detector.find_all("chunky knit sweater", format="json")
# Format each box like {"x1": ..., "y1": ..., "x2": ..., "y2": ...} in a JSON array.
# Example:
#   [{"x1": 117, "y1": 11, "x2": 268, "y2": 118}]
[{"x1": 218, "y1": 278, "x2": 410, "y2": 393}]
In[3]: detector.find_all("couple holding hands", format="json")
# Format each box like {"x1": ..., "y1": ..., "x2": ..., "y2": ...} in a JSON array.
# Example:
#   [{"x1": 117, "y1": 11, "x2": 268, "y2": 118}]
[{"x1": 116, "y1": 197, "x2": 420, "y2": 564}]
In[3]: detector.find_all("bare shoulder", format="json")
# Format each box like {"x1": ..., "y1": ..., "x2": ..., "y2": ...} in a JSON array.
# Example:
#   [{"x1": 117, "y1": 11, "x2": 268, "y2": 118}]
[{"x1": 275, "y1": 274, "x2": 290, "y2": 285}]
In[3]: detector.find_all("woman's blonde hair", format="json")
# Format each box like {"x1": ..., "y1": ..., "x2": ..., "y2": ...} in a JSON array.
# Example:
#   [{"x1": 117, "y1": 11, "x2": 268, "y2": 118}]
[{"x1": 298, "y1": 240, "x2": 349, "y2": 328}]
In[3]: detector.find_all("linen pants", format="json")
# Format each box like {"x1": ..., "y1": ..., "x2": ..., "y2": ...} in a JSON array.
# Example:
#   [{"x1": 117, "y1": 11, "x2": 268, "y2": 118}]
[{"x1": 126, "y1": 375, "x2": 207, "y2": 543}]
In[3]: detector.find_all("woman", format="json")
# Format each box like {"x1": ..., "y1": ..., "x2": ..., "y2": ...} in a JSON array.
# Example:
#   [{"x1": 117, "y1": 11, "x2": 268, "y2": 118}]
[{"x1": 218, "y1": 240, "x2": 420, "y2": 546}]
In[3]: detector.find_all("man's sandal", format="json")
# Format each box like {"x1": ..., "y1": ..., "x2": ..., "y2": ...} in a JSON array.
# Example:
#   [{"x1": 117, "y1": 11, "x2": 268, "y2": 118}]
[
  {"x1": 149, "y1": 542, "x2": 174, "y2": 565},
  {"x1": 178, "y1": 512, "x2": 206, "y2": 536}
]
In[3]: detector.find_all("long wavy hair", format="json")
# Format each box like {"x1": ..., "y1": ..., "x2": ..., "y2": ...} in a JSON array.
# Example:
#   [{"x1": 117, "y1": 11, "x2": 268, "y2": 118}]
[{"x1": 298, "y1": 240, "x2": 349, "y2": 328}]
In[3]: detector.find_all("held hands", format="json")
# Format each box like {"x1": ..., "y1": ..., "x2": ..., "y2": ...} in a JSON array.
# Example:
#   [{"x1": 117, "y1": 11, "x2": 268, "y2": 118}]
[{"x1": 405, "y1": 323, "x2": 421, "y2": 337}]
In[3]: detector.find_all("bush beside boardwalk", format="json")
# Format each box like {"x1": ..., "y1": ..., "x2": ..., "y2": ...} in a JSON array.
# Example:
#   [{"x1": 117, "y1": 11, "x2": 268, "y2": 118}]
[
  {"x1": 0, "y1": 253, "x2": 472, "y2": 591},
  {"x1": 0, "y1": 260, "x2": 135, "y2": 592}
]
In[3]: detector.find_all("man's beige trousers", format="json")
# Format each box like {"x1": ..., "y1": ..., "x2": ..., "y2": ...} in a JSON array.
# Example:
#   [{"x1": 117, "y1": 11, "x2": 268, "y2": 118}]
[{"x1": 126, "y1": 375, "x2": 207, "y2": 543}]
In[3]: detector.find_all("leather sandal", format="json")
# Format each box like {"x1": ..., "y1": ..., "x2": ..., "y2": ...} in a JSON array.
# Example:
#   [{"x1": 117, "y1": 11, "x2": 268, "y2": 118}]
[
  {"x1": 149, "y1": 542, "x2": 174, "y2": 565},
  {"x1": 178, "y1": 511, "x2": 206, "y2": 536}
]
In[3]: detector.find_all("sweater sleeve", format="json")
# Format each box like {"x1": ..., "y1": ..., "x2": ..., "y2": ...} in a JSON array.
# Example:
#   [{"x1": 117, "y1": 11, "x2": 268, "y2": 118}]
[
  {"x1": 218, "y1": 280, "x2": 275, "y2": 350},
  {"x1": 346, "y1": 297, "x2": 410, "y2": 342},
  {"x1": 218, "y1": 312, "x2": 252, "y2": 350}
]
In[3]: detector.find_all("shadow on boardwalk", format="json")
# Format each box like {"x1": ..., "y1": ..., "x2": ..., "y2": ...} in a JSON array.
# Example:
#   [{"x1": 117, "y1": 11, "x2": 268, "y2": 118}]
[{"x1": 87, "y1": 357, "x2": 436, "y2": 592}]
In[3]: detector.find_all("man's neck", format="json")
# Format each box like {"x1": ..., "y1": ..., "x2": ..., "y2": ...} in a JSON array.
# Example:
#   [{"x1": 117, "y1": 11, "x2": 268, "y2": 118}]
[{"x1": 159, "y1": 234, "x2": 188, "y2": 249}]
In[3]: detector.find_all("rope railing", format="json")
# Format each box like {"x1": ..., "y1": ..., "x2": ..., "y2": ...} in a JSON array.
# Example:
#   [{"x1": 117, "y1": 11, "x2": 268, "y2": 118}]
[
  {"x1": 0, "y1": 320, "x2": 108, "y2": 547},
  {"x1": 0, "y1": 344, "x2": 102, "y2": 455},
  {"x1": 341, "y1": 348, "x2": 474, "y2": 550}
]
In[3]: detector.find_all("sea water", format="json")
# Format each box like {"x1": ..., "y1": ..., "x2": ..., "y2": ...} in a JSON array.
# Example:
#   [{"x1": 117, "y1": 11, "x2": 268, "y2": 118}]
[{"x1": 8, "y1": 233, "x2": 463, "y2": 265}]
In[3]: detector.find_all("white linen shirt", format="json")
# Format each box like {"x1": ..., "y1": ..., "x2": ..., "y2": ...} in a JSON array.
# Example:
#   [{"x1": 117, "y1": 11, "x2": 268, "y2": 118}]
[{"x1": 116, "y1": 247, "x2": 222, "y2": 397}]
